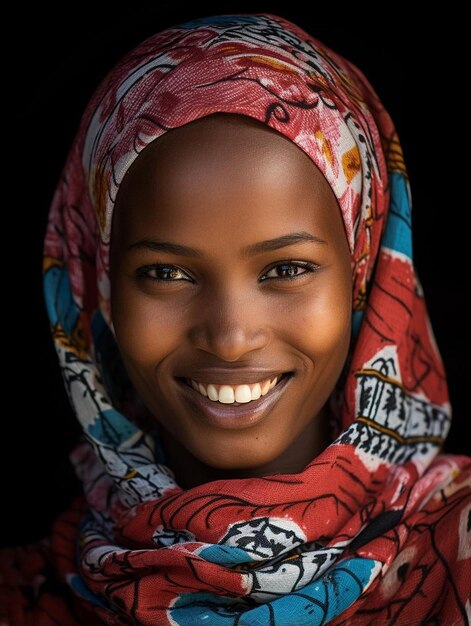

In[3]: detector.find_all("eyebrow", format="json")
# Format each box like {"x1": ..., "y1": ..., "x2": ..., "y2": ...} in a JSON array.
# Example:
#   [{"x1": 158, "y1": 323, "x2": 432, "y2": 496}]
[{"x1": 126, "y1": 231, "x2": 327, "y2": 257}]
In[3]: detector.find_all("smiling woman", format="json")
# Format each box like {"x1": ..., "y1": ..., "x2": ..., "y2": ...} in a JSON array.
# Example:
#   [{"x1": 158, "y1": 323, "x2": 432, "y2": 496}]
[
  {"x1": 2, "y1": 12, "x2": 470, "y2": 626},
  {"x1": 109, "y1": 114, "x2": 352, "y2": 483}
]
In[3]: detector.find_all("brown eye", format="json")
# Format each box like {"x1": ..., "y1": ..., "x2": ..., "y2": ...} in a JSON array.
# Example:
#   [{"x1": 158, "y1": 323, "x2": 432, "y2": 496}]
[
  {"x1": 261, "y1": 262, "x2": 318, "y2": 281},
  {"x1": 136, "y1": 264, "x2": 192, "y2": 282}
]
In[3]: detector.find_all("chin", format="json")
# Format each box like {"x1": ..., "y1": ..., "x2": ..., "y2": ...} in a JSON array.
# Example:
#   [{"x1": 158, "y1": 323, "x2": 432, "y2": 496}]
[{"x1": 190, "y1": 437, "x2": 289, "y2": 474}]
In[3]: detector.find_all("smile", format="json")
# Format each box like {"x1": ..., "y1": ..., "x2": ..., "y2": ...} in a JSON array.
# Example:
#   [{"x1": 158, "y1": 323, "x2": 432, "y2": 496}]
[
  {"x1": 187, "y1": 376, "x2": 280, "y2": 404},
  {"x1": 176, "y1": 373, "x2": 293, "y2": 429}
]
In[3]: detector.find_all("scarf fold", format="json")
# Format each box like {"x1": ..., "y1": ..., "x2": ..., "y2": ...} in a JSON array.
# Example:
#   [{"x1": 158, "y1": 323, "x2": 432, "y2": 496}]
[{"x1": 1, "y1": 13, "x2": 470, "y2": 626}]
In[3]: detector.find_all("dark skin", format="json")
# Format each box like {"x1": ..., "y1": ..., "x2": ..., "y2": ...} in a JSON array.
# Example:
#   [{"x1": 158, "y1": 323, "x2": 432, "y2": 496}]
[{"x1": 110, "y1": 113, "x2": 352, "y2": 489}]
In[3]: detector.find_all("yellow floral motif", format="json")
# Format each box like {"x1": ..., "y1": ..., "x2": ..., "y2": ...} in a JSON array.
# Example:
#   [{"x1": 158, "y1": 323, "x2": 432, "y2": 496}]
[
  {"x1": 91, "y1": 167, "x2": 108, "y2": 234},
  {"x1": 43, "y1": 256, "x2": 63, "y2": 272},
  {"x1": 354, "y1": 285, "x2": 367, "y2": 311},
  {"x1": 315, "y1": 130, "x2": 334, "y2": 165},
  {"x1": 52, "y1": 321, "x2": 89, "y2": 360},
  {"x1": 306, "y1": 71, "x2": 329, "y2": 89},
  {"x1": 246, "y1": 56, "x2": 297, "y2": 73},
  {"x1": 342, "y1": 146, "x2": 361, "y2": 183},
  {"x1": 385, "y1": 131, "x2": 407, "y2": 176},
  {"x1": 364, "y1": 206, "x2": 373, "y2": 229},
  {"x1": 218, "y1": 45, "x2": 247, "y2": 55}
]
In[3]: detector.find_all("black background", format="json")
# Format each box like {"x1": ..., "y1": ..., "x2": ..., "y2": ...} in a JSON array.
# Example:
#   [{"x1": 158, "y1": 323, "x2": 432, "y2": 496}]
[{"x1": 4, "y1": 5, "x2": 468, "y2": 547}]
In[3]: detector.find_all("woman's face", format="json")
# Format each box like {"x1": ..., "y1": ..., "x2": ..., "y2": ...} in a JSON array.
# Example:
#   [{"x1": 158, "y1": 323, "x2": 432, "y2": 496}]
[{"x1": 110, "y1": 114, "x2": 352, "y2": 477}]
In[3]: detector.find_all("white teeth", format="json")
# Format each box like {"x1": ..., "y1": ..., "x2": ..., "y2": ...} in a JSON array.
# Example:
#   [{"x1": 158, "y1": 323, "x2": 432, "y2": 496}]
[
  {"x1": 235, "y1": 385, "x2": 252, "y2": 403},
  {"x1": 207, "y1": 384, "x2": 219, "y2": 401},
  {"x1": 188, "y1": 376, "x2": 283, "y2": 404},
  {"x1": 250, "y1": 383, "x2": 261, "y2": 400},
  {"x1": 260, "y1": 379, "x2": 271, "y2": 395},
  {"x1": 219, "y1": 385, "x2": 235, "y2": 404}
]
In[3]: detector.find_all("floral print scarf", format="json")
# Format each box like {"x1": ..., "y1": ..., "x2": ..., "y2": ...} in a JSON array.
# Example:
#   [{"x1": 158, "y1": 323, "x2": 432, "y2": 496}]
[{"x1": 1, "y1": 13, "x2": 470, "y2": 626}]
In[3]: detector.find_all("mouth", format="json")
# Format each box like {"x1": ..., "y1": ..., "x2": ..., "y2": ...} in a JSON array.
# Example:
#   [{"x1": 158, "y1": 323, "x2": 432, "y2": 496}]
[{"x1": 175, "y1": 373, "x2": 294, "y2": 429}]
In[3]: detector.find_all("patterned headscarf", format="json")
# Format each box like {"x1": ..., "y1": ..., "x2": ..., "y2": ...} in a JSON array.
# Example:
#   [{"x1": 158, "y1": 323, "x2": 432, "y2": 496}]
[{"x1": 2, "y1": 13, "x2": 470, "y2": 626}]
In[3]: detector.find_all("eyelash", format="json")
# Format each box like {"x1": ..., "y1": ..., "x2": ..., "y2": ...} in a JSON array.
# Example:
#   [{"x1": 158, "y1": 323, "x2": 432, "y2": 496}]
[{"x1": 135, "y1": 261, "x2": 320, "y2": 283}]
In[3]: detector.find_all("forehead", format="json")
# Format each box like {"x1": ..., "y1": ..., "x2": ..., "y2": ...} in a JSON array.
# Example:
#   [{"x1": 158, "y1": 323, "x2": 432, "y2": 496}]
[
  {"x1": 112, "y1": 113, "x2": 344, "y2": 244},
  {"x1": 123, "y1": 113, "x2": 314, "y2": 187}
]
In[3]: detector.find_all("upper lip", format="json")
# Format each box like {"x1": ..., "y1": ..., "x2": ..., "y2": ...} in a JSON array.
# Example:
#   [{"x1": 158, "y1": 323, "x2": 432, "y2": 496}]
[{"x1": 176, "y1": 370, "x2": 291, "y2": 385}]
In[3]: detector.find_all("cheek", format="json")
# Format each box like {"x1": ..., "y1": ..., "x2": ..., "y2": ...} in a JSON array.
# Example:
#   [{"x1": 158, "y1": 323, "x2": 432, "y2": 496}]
[
  {"x1": 286, "y1": 273, "x2": 352, "y2": 361},
  {"x1": 111, "y1": 283, "x2": 185, "y2": 367}
]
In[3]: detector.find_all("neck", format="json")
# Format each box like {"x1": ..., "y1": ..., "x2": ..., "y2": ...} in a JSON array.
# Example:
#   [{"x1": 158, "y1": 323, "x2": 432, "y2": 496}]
[{"x1": 161, "y1": 406, "x2": 331, "y2": 489}]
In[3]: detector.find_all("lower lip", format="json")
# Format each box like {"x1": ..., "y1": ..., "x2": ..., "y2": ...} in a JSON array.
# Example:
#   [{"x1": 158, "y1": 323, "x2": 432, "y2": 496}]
[{"x1": 175, "y1": 375, "x2": 293, "y2": 430}]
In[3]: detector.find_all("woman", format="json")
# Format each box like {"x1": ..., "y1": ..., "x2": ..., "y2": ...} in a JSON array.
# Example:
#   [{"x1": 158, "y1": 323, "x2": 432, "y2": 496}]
[{"x1": 2, "y1": 12, "x2": 469, "y2": 626}]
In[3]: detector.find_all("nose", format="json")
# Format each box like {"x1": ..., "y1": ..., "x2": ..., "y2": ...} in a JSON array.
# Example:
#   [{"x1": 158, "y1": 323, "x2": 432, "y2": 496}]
[{"x1": 188, "y1": 288, "x2": 270, "y2": 362}]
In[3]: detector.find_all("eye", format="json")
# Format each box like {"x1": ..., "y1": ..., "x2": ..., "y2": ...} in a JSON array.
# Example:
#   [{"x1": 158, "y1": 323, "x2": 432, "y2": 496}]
[
  {"x1": 260, "y1": 261, "x2": 319, "y2": 281},
  {"x1": 136, "y1": 264, "x2": 193, "y2": 282}
]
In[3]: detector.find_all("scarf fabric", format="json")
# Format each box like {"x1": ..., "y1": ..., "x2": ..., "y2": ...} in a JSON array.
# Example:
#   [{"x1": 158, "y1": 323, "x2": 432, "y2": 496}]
[{"x1": 2, "y1": 13, "x2": 470, "y2": 626}]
